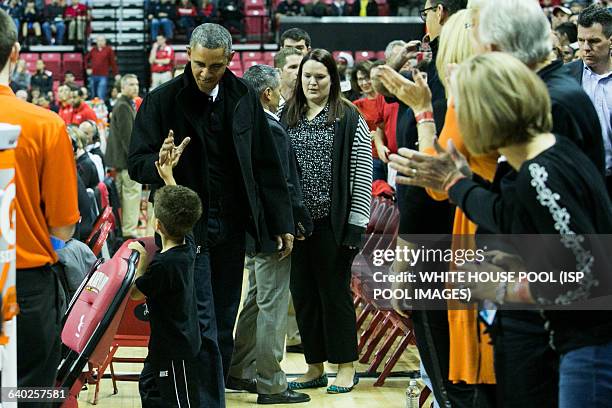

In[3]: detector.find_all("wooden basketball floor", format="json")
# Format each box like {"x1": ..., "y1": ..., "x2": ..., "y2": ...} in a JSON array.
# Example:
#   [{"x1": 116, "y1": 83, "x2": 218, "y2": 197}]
[{"x1": 77, "y1": 270, "x2": 428, "y2": 407}]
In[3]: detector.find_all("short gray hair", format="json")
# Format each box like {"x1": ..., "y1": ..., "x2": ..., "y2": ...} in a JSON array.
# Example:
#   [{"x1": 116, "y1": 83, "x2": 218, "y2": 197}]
[
  {"x1": 479, "y1": 0, "x2": 552, "y2": 67},
  {"x1": 120, "y1": 73, "x2": 138, "y2": 88},
  {"x1": 190, "y1": 23, "x2": 233, "y2": 58},
  {"x1": 384, "y1": 40, "x2": 406, "y2": 60},
  {"x1": 243, "y1": 64, "x2": 280, "y2": 96}
]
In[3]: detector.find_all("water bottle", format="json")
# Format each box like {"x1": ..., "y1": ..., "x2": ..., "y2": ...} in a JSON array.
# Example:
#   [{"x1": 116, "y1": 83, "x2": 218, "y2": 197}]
[{"x1": 406, "y1": 379, "x2": 420, "y2": 408}]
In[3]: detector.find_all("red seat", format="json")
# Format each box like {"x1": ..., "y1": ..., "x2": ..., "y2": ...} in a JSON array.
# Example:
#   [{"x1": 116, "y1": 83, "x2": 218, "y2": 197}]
[
  {"x1": 174, "y1": 52, "x2": 189, "y2": 66},
  {"x1": 243, "y1": 60, "x2": 263, "y2": 69},
  {"x1": 62, "y1": 53, "x2": 84, "y2": 79},
  {"x1": 21, "y1": 52, "x2": 39, "y2": 62},
  {"x1": 245, "y1": 0, "x2": 266, "y2": 11},
  {"x1": 263, "y1": 51, "x2": 277, "y2": 65},
  {"x1": 229, "y1": 59, "x2": 243, "y2": 70},
  {"x1": 376, "y1": 50, "x2": 386, "y2": 60},
  {"x1": 355, "y1": 50, "x2": 376, "y2": 62},
  {"x1": 41, "y1": 52, "x2": 62, "y2": 77},
  {"x1": 242, "y1": 51, "x2": 263, "y2": 62},
  {"x1": 245, "y1": 10, "x2": 268, "y2": 36}
]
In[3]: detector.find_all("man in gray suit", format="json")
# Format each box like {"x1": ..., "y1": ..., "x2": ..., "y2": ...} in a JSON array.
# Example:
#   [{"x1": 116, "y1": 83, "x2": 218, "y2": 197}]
[
  {"x1": 228, "y1": 64, "x2": 312, "y2": 405},
  {"x1": 106, "y1": 74, "x2": 141, "y2": 238}
]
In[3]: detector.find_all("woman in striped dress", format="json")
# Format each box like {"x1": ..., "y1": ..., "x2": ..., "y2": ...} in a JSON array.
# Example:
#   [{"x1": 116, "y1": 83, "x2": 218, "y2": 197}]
[{"x1": 281, "y1": 48, "x2": 372, "y2": 395}]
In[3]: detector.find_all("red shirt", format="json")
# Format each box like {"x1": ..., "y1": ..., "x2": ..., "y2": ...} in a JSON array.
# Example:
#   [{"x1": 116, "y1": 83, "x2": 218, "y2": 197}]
[
  {"x1": 58, "y1": 103, "x2": 73, "y2": 124},
  {"x1": 68, "y1": 102, "x2": 97, "y2": 125},
  {"x1": 383, "y1": 102, "x2": 398, "y2": 154},
  {"x1": 201, "y1": 3, "x2": 214, "y2": 17},
  {"x1": 64, "y1": 3, "x2": 88, "y2": 19},
  {"x1": 353, "y1": 94, "x2": 385, "y2": 158},
  {"x1": 151, "y1": 45, "x2": 174, "y2": 73},
  {"x1": 85, "y1": 46, "x2": 118, "y2": 77}
]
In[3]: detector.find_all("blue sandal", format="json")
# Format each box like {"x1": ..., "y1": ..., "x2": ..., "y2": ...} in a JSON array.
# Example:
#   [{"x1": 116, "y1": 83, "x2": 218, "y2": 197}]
[
  {"x1": 288, "y1": 374, "x2": 328, "y2": 390},
  {"x1": 327, "y1": 373, "x2": 359, "y2": 394}
]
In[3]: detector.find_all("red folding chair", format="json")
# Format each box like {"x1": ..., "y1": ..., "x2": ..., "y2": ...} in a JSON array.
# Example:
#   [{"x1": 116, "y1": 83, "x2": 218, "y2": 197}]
[
  {"x1": 56, "y1": 240, "x2": 143, "y2": 407},
  {"x1": 86, "y1": 237, "x2": 157, "y2": 404}
]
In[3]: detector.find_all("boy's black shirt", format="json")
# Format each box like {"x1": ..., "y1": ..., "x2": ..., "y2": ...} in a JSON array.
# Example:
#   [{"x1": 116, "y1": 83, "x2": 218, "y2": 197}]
[{"x1": 135, "y1": 234, "x2": 201, "y2": 362}]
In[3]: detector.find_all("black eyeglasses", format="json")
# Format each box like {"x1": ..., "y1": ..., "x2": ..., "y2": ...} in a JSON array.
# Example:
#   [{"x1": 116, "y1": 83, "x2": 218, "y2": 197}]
[{"x1": 419, "y1": 5, "x2": 436, "y2": 22}]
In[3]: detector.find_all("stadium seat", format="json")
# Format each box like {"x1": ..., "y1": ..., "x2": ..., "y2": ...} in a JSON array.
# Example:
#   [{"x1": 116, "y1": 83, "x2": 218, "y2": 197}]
[
  {"x1": 242, "y1": 51, "x2": 263, "y2": 62},
  {"x1": 243, "y1": 60, "x2": 262, "y2": 69},
  {"x1": 21, "y1": 53, "x2": 39, "y2": 63},
  {"x1": 245, "y1": 10, "x2": 269, "y2": 37},
  {"x1": 263, "y1": 51, "x2": 277, "y2": 65},
  {"x1": 174, "y1": 52, "x2": 189, "y2": 66},
  {"x1": 376, "y1": 50, "x2": 386, "y2": 60},
  {"x1": 355, "y1": 50, "x2": 376, "y2": 61},
  {"x1": 41, "y1": 53, "x2": 62, "y2": 77},
  {"x1": 229, "y1": 59, "x2": 243, "y2": 70},
  {"x1": 63, "y1": 53, "x2": 84, "y2": 79},
  {"x1": 245, "y1": 0, "x2": 266, "y2": 11}
]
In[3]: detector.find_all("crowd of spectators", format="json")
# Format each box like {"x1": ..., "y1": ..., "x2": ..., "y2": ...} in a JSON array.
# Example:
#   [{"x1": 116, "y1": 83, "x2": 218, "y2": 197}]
[
  {"x1": 0, "y1": 0, "x2": 90, "y2": 45},
  {"x1": 148, "y1": 0, "x2": 245, "y2": 42}
]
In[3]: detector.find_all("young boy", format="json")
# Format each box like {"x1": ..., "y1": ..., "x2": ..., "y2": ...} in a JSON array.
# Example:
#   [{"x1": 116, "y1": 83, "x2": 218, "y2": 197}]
[{"x1": 128, "y1": 141, "x2": 201, "y2": 407}]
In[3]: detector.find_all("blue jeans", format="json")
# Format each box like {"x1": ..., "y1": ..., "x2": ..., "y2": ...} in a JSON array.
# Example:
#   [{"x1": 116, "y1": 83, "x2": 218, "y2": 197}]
[
  {"x1": 192, "y1": 207, "x2": 246, "y2": 407},
  {"x1": 89, "y1": 75, "x2": 108, "y2": 100},
  {"x1": 41, "y1": 21, "x2": 65, "y2": 45},
  {"x1": 150, "y1": 18, "x2": 173, "y2": 40},
  {"x1": 559, "y1": 341, "x2": 612, "y2": 407}
]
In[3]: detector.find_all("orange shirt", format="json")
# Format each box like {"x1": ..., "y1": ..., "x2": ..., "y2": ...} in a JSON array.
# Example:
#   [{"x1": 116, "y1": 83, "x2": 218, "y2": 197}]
[
  {"x1": 423, "y1": 103, "x2": 499, "y2": 385},
  {"x1": 0, "y1": 85, "x2": 79, "y2": 269}
]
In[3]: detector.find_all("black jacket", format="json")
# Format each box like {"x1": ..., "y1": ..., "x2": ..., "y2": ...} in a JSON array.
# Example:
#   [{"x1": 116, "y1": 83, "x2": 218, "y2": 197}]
[
  {"x1": 128, "y1": 65, "x2": 294, "y2": 249},
  {"x1": 248, "y1": 112, "x2": 313, "y2": 254},
  {"x1": 566, "y1": 59, "x2": 584, "y2": 85},
  {"x1": 389, "y1": 38, "x2": 454, "y2": 235},
  {"x1": 351, "y1": 0, "x2": 378, "y2": 15},
  {"x1": 449, "y1": 60, "x2": 605, "y2": 235},
  {"x1": 329, "y1": 1, "x2": 351, "y2": 16},
  {"x1": 31, "y1": 71, "x2": 53, "y2": 94}
]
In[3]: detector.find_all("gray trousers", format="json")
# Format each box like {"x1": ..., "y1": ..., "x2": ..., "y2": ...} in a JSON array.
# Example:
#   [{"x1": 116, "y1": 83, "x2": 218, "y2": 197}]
[{"x1": 229, "y1": 253, "x2": 291, "y2": 394}]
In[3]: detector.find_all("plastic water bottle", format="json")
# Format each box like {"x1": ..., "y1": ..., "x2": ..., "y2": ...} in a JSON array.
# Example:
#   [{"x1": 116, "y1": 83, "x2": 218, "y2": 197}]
[{"x1": 406, "y1": 379, "x2": 420, "y2": 408}]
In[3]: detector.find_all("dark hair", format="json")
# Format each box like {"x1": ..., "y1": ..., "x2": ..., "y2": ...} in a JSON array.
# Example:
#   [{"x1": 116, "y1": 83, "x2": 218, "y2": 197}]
[
  {"x1": 350, "y1": 60, "x2": 374, "y2": 93},
  {"x1": 0, "y1": 9, "x2": 17, "y2": 71},
  {"x1": 435, "y1": 0, "x2": 468, "y2": 16},
  {"x1": 154, "y1": 185, "x2": 203, "y2": 240},
  {"x1": 280, "y1": 28, "x2": 311, "y2": 48},
  {"x1": 71, "y1": 87, "x2": 86, "y2": 97},
  {"x1": 285, "y1": 48, "x2": 354, "y2": 127},
  {"x1": 555, "y1": 22, "x2": 578, "y2": 43},
  {"x1": 64, "y1": 70, "x2": 75, "y2": 77},
  {"x1": 274, "y1": 46, "x2": 303, "y2": 69},
  {"x1": 578, "y1": 4, "x2": 612, "y2": 37}
]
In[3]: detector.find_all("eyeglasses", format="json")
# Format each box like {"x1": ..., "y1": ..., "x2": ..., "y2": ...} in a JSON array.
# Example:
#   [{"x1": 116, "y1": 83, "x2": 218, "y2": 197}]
[{"x1": 419, "y1": 5, "x2": 436, "y2": 22}]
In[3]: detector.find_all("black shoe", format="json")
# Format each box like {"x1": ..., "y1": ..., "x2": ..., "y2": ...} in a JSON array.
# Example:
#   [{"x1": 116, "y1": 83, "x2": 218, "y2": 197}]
[
  {"x1": 257, "y1": 390, "x2": 311, "y2": 404},
  {"x1": 226, "y1": 376, "x2": 257, "y2": 393},
  {"x1": 286, "y1": 343, "x2": 304, "y2": 353}
]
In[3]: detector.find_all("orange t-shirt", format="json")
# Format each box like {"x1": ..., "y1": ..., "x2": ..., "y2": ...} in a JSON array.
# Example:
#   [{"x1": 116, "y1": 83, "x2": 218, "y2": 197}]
[{"x1": 0, "y1": 85, "x2": 80, "y2": 269}]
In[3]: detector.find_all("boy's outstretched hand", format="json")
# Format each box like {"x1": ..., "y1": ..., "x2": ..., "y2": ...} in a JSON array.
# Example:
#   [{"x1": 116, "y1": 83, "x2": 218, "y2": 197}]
[{"x1": 156, "y1": 133, "x2": 191, "y2": 186}]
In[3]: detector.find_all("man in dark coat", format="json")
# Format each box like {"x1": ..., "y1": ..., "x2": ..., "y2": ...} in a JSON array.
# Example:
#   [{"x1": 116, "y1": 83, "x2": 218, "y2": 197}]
[
  {"x1": 128, "y1": 23, "x2": 294, "y2": 408},
  {"x1": 228, "y1": 63, "x2": 312, "y2": 405}
]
